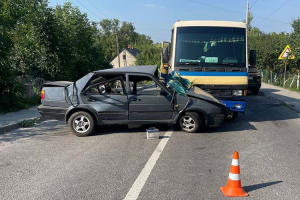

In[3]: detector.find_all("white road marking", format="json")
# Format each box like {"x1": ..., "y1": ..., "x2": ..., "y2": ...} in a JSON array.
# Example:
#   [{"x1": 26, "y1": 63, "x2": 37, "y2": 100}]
[{"x1": 124, "y1": 129, "x2": 173, "y2": 200}]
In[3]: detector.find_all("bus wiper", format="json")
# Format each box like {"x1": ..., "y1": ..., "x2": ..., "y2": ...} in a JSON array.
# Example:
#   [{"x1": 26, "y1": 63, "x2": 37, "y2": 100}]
[
  {"x1": 216, "y1": 63, "x2": 240, "y2": 67},
  {"x1": 178, "y1": 63, "x2": 202, "y2": 66}
]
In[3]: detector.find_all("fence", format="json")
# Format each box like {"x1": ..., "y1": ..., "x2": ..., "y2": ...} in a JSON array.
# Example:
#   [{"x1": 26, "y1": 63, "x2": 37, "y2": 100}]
[{"x1": 260, "y1": 69, "x2": 300, "y2": 91}]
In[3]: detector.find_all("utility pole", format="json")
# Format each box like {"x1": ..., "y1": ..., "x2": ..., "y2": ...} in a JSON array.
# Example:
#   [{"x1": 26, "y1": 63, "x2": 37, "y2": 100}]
[
  {"x1": 246, "y1": 1, "x2": 249, "y2": 68},
  {"x1": 283, "y1": 59, "x2": 288, "y2": 87},
  {"x1": 115, "y1": 26, "x2": 121, "y2": 68}
]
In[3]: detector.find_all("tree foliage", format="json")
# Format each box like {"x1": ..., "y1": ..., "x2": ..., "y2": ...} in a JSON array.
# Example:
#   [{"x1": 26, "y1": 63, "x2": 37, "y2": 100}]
[
  {"x1": 247, "y1": 14, "x2": 300, "y2": 74},
  {"x1": 0, "y1": 0, "x2": 157, "y2": 112}
]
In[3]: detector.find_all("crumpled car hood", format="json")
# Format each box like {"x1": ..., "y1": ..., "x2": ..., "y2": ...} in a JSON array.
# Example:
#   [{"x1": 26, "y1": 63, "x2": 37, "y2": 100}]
[
  {"x1": 187, "y1": 87, "x2": 223, "y2": 104},
  {"x1": 187, "y1": 86, "x2": 233, "y2": 117},
  {"x1": 186, "y1": 87, "x2": 232, "y2": 116}
]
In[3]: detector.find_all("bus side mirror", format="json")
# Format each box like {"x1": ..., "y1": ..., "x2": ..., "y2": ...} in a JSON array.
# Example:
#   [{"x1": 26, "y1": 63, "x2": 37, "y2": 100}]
[
  {"x1": 162, "y1": 47, "x2": 169, "y2": 63},
  {"x1": 250, "y1": 50, "x2": 256, "y2": 66}
]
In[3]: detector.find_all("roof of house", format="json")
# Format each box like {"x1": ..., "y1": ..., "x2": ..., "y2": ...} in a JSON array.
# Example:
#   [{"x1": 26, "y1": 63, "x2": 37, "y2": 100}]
[
  {"x1": 110, "y1": 48, "x2": 141, "y2": 63},
  {"x1": 125, "y1": 48, "x2": 141, "y2": 57}
]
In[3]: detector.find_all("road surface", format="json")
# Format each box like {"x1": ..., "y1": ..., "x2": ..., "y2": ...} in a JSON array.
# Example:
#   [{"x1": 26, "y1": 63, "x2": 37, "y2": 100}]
[{"x1": 0, "y1": 93, "x2": 300, "y2": 200}]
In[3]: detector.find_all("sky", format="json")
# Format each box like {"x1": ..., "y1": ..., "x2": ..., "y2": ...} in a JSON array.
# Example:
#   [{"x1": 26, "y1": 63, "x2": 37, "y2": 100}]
[{"x1": 48, "y1": 0, "x2": 300, "y2": 43}]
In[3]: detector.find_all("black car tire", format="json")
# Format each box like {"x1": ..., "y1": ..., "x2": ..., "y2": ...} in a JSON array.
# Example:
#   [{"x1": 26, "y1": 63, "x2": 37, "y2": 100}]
[
  {"x1": 179, "y1": 112, "x2": 201, "y2": 133},
  {"x1": 251, "y1": 89, "x2": 259, "y2": 95},
  {"x1": 68, "y1": 111, "x2": 95, "y2": 137}
]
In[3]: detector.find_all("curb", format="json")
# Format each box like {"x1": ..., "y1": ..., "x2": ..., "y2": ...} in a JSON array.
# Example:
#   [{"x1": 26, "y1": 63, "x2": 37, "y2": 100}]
[
  {"x1": 0, "y1": 117, "x2": 41, "y2": 135},
  {"x1": 259, "y1": 91, "x2": 300, "y2": 113}
]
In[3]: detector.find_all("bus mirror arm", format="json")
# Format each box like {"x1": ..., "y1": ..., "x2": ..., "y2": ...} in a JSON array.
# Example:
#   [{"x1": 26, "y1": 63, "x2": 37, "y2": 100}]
[{"x1": 250, "y1": 50, "x2": 256, "y2": 66}]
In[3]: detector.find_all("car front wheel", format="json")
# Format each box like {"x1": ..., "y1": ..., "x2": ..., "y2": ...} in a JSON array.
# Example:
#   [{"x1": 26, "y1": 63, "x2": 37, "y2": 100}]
[
  {"x1": 68, "y1": 111, "x2": 95, "y2": 137},
  {"x1": 179, "y1": 112, "x2": 201, "y2": 133}
]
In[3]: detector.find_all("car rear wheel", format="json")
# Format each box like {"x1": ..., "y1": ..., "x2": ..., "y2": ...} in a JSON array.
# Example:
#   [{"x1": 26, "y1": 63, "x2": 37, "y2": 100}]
[
  {"x1": 68, "y1": 111, "x2": 95, "y2": 137},
  {"x1": 179, "y1": 112, "x2": 201, "y2": 133}
]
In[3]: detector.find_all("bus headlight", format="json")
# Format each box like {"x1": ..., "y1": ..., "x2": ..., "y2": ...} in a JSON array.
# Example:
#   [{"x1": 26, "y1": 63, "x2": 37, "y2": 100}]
[{"x1": 232, "y1": 90, "x2": 243, "y2": 96}]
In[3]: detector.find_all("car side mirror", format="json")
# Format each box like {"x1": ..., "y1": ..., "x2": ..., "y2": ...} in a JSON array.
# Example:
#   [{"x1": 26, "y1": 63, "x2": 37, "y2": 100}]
[
  {"x1": 250, "y1": 50, "x2": 256, "y2": 66},
  {"x1": 162, "y1": 47, "x2": 169, "y2": 63}
]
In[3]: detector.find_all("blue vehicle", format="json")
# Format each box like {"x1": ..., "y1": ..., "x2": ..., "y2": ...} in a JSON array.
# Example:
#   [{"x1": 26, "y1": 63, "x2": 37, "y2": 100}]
[{"x1": 160, "y1": 21, "x2": 257, "y2": 117}]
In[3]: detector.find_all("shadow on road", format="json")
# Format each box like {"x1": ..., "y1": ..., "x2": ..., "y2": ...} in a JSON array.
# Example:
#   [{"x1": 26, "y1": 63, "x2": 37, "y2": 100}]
[
  {"x1": 202, "y1": 92, "x2": 300, "y2": 133},
  {"x1": 92, "y1": 124, "x2": 171, "y2": 137},
  {"x1": 244, "y1": 181, "x2": 283, "y2": 192},
  {"x1": 0, "y1": 120, "x2": 67, "y2": 143}
]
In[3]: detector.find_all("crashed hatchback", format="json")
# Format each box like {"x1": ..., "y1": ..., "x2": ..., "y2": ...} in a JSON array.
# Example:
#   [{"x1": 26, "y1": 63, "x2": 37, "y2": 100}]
[{"x1": 38, "y1": 66, "x2": 232, "y2": 136}]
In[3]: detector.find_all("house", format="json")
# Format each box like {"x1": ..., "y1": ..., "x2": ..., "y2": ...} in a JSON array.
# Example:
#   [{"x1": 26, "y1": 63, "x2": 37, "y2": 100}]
[{"x1": 110, "y1": 45, "x2": 141, "y2": 68}]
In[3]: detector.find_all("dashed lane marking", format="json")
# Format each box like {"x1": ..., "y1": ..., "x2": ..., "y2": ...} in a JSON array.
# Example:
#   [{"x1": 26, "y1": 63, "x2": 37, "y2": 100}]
[{"x1": 124, "y1": 129, "x2": 174, "y2": 200}]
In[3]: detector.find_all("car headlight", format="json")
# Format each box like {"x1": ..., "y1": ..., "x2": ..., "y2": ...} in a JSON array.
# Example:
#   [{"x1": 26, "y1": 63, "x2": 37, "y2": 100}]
[{"x1": 232, "y1": 90, "x2": 243, "y2": 96}]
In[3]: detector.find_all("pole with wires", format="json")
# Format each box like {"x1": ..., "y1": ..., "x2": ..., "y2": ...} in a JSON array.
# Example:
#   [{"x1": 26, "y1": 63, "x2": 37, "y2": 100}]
[
  {"x1": 246, "y1": 1, "x2": 249, "y2": 68},
  {"x1": 115, "y1": 26, "x2": 121, "y2": 68}
]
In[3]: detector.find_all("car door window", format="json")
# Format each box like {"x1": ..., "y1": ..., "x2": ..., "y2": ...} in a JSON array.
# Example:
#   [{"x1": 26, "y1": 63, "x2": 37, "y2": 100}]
[
  {"x1": 84, "y1": 76, "x2": 125, "y2": 95},
  {"x1": 129, "y1": 76, "x2": 167, "y2": 96}
]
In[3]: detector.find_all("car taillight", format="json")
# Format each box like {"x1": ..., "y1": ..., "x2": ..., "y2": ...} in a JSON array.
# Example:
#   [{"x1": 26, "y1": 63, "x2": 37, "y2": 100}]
[
  {"x1": 244, "y1": 90, "x2": 247, "y2": 96},
  {"x1": 41, "y1": 90, "x2": 45, "y2": 99}
]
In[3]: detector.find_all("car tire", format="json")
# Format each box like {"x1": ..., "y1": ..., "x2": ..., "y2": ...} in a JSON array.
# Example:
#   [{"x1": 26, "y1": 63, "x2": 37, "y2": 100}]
[
  {"x1": 68, "y1": 111, "x2": 95, "y2": 137},
  {"x1": 251, "y1": 89, "x2": 259, "y2": 95},
  {"x1": 179, "y1": 112, "x2": 201, "y2": 133}
]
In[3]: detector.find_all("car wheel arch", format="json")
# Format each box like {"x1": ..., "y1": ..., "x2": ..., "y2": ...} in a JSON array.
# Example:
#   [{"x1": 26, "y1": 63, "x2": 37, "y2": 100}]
[
  {"x1": 65, "y1": 106, "x2": 101, "y2": 125},
  {"x1": 176, "y1": 108, "x2": 208, "y2": 127}
]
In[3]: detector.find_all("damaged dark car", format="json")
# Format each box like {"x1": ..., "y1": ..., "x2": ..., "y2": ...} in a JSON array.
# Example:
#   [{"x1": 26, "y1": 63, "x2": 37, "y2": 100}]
[{"x1": 38, "y1": 66, "x2": 232, "y2": 136}]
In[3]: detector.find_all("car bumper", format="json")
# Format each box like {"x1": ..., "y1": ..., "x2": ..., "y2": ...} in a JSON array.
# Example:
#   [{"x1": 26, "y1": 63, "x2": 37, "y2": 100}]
[
  {"x1": 207, "y1": 114, "x2": 224, "y2": 128},
  {"x1": 38, "y1": 105, "x2": 68, "y2": 121},
  {"x1": 220, "y1": 100, "x2": 246, "y2": 113}
]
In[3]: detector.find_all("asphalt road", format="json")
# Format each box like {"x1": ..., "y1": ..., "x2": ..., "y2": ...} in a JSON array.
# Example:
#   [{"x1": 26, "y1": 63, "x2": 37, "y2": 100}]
[{"x1": 1, "y1": 93, "x2": 300, "y2": 200}]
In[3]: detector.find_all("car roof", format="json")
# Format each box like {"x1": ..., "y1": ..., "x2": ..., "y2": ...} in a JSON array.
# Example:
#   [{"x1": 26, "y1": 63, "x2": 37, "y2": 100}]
[{"x1": 93, "y1": 65, "x2": 158, "y2": 76}]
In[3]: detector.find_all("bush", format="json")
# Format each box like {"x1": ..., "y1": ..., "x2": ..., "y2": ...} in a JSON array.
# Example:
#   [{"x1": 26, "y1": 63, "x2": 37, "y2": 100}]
[{"x1": 0, "y1": 84, "x2": 41, "y2": 113}]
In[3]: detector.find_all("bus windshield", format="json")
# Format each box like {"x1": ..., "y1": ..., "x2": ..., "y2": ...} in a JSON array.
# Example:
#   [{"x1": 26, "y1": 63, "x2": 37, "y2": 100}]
[{"x1": 174, "y1": 26, "x2": 246, "y2": 68}]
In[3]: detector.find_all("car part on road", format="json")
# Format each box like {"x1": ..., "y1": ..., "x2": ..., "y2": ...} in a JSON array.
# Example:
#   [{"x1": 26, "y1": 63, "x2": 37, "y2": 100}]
[
  {"x1": 179, "y1": 112, "x2": 201, "y2": 133},
  {"x1": 68, "y1": 111, "x2": 95, "y2": 137},
  {"x1": 220, "y1": 151, "x2": 248, "y2": 197},
  {"x1": 146, "y1": 127, "x2": 159, "y2": 139}
]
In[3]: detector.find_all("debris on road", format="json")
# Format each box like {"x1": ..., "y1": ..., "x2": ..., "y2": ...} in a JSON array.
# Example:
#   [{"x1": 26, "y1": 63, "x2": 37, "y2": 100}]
[{"x1": 146, "y1": 127, "x2": 159, "y2": 139}]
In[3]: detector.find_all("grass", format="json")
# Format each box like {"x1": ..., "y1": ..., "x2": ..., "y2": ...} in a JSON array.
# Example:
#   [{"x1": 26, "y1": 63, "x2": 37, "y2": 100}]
[
  {"x1": 262, "y1": 80, "x2": 300, "y2": 93},
  {"x1": 20, "y1": 118, "x2": 40, "y2": 127}
]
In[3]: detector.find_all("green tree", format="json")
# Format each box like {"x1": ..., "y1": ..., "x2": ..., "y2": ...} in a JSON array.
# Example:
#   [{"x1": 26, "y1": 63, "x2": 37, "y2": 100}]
[{"x1": 136, "y1": 45, "x2": 161, "y2": 67}]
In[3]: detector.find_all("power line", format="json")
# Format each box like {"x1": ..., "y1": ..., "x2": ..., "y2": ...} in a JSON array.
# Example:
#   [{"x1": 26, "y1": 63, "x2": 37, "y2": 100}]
[
  {"x1": 187, "y1": 0, "x2": 290, "y2": 25},
  {"x1": 73, "y1": 0, "x2": 103, "y2": 21},
  {"x1": 136, "y1": 29, "x2": 170, "y2": 31},
  {"x1": 256, "y1": 0, "x2": 290, "y2": 26},
  {"x1": 250, "y1": 0, "x2": 258, "y2": 9},
  {"x1": 187, "y1": 0, "x2": 245, "y2": 15},
  {"x1": 85, "y1": 0, "x2": 108, "y2": 18}
]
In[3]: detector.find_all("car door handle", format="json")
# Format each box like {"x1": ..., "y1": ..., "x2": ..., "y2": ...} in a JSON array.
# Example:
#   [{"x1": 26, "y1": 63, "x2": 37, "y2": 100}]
[{"x1": 131, "y1": 98, "x2": 141, "y2": 101}]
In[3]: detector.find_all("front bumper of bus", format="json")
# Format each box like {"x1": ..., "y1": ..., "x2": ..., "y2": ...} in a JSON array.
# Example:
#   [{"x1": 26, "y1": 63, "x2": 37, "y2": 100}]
[{"x1": 219, "y1": 99, "x2": 246, "y2": 113}]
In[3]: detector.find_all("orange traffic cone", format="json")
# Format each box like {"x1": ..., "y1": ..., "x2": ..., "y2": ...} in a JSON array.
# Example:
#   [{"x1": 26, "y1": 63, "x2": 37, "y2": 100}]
[{"x1": 220, "y1": 151, "x2": 248, "y2": 197}]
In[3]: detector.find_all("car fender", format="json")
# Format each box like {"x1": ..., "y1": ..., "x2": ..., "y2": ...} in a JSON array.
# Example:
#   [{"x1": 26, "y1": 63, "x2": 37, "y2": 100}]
[{"x1": 65, "y1": 105, "x2": 101, "y2": 125}]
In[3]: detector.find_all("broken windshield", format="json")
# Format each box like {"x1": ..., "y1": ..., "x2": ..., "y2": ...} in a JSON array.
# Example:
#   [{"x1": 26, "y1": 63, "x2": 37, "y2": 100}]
[{"x1": 163, "y1": 72, "x2": 192, "y2": 95}]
